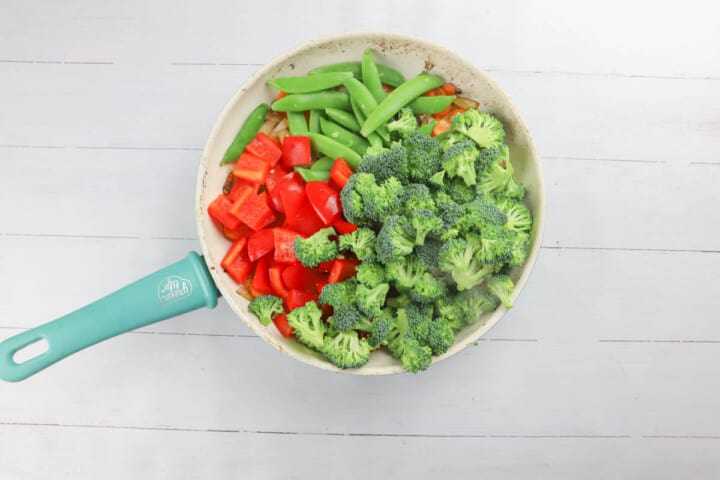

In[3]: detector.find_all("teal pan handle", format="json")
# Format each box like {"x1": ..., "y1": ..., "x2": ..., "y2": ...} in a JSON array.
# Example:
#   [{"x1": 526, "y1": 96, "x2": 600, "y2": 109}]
[{"x1": 0, "y1": 252, "x2": 219, "y2": 382}]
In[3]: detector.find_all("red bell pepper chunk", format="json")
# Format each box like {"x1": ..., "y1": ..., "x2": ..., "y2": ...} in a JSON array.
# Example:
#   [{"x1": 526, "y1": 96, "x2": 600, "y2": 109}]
[
  {"x1": 317, "y1": 260, "x2": 334, "y2": 273},
  {"x1": 286, "y1": 289, "x2": 318, "y2": 311},
  {"x1": 330, "y1": 157, "x2": 353, "y2": 190},
  {"x1": 278, "y1": 181, "x2": 306, "y2": 219},
  {"x1": 222, "y1": 223, "x2": 253, "y2": 242},
  {"x1": 316, "y1": 278, "x2": 329, "y2": 294},
  {"x1": 269, "y1": 172, "x2": 303, "y2": 214},
  {"x1": 332, "y1": 217, "x2": 358, "y2": 235},
  {"x1": 272, "y1": 228, "x2": 299, "y2": 264},
  {"x1": 221, "y1": 238, "x2": 253, "y2": 284},
  {"x1": 281, "y1": 136, "x2": 312, "y2": 168},
  {"x1": 265, "y1": 166, "x2": 291, "y2": 193},
  {"x1": 284, "y1": 198, "x2": 327, "y2": 237},
  {"x1": 227, "y1": 180, "x2": 259, "y2": 203},
  {"x1": 233, "y1": 152, "x2": 270, "y2": 184},
  {"x1": 208, "y1": 194, "x2": 242, "y2": 230},
  {"x1": 231, "y1": 192, "x2": 276, "y2": 231},
  {"x1": 247, "y1": 228, "x2": 275, "y2": 262},
  {"x1": 250, "y1": 257, "x2": 273, "y2": 295},
  {"x1": 246, "y1": 132, "x2": 282, "y2": 167},
  {"x1": 305, "y1": 181, "x2": 341, "y2": 226},
  {"x1": 268, "y1": 264, "x2": 289, "y2": 299},
  {"x1": 281, "y1": 262, "x2": 325, "y2": 291},
  {"x1": 272, "y1": 312, "x2": 294, "y2": 337},
  {"x1": 328, "y1": 257, "x2": 360, "y2": 284}
]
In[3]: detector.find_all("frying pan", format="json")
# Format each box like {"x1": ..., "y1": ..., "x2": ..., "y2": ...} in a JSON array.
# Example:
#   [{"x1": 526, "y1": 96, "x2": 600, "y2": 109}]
[{"x1": 0, "y1": 32, "x2": 544, "y2": 382}]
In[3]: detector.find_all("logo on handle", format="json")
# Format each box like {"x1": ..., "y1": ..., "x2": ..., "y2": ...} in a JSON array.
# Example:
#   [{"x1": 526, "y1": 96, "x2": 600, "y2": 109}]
[{"x1": 157, "y1": 276, "x2": 193, "y2": 304}]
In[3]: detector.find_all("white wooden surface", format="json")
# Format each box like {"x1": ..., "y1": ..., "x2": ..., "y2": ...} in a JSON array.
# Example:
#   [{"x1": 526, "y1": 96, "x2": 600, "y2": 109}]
[{"x1": 1, "y1": 0, "x2": 719, "y2": 477}]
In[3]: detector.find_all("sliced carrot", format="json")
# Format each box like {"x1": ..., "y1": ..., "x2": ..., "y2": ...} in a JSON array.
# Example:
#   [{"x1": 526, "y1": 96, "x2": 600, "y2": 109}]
[{"x1": 432, "y1": 119, "x2": 451, "y2": 137}]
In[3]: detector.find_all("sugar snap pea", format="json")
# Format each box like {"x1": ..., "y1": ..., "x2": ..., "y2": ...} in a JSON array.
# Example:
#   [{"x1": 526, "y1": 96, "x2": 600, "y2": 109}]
[
  {"x1": 410, "y1": 95, "x2": 456, "y2": 115},
  {"x1": 308, "y1": 110, "x2": 322, "y2": 133},
  {"x1": 295, "y1": 166, "x2": 330, "y2": 182},
  {"x1": 360, "y1": 73, "x2": 444, "y2": 137},
  {"x1": 325, "y1": 108, "x2": 361, "y2": 132},
  {"x1": 271, "y1": 91, "x2": 350, "y2": 112},
  {"x1": 350, "y1": 97, "x2": 384, "y2": 148},
  {"x1": 418, "y1": 121, "x2": 437, "y2": 136},
  {"x1": 309, "y1": 62, "x2": 405, "y2": 87},
  {"x1": 320, "y1": 117, "x2": 370, "y2": 156},
  {"x1": 343, "y1": 78, "x2": 390, "y2": 142},
  {"x1": 306, "y1": 132, "x2": 362, "y2": 168},
  {"x1": 221, "y1": 103, "x2": 268, "y2": 164},
  {"x1": 361, "y1": 49, "x2": 385, "y2": 103},
  {"x1": 311, "y1": 156, "x2": 335, "y2": 171},
  {"x1": 287, "y1": 111, "x2": 308, "y2": 135},
  {"x1": 267, "y1": 72, "x2": 353, "y2": 93}
]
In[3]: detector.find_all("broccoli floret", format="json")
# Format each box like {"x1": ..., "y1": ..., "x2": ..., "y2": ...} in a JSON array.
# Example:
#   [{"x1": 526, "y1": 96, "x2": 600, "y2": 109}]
[
  {"x1": 476, "y1": 224, "x2": 514, "y2": 265},
  {"x1": 322, "y1": 329, "x2": 371, "y2": 369},
  {"x1": 385, "y1": 255, "x2": 427, "y2": 291},
  {"x1": 401, "y1": 130, "x2": 443, "y2": 182},
  {"x1": 340, "y1": 173, "x2": 373, "y2": 224},
  {"x1": 464, "y1": 197, "x2": 508, "y2": 228},
  {"x1": 293, "y1": 227, "x2": 338, "y2": 267},
  {"x1": 435, "y1": 296, "x2": 466, "y2": 331},
  {"x1": 286, "y1": 301, "x2": 326, "y2": 351},
  {"x1": 401, "y1": 302, "x2": 454, "y2": 356},
  {"x1": 331, "y1": 303, "x2": 365, "y2": 331},
  {"x1": 318, "y1": 278, "x2": 357, "y2": 308},
  {"x1": 409, "y1": 209, "x2": 443, "y2": 245},
  {"x1": 356, "y1": 283, "x2": 390, "y2": 318},
  {"x1": 457, "y1": 288, "x2": 500, "y2": 324},
  {"x1": 354, "y1": 261, "x2": 386, "y2": 287},
  {"x1": 363, "y1": 176, "x2": 404, "y2": 224},
  {"x1": 434, "y1": 192, "x2": 463, "y2": 232},
  {"x1": 425, "y1": 318, "x2": 455, "y2": 355},
  {"x1": 487, "y1": 274, "x2": 515, "y2": 309},
  {"x1": 366, "y1": 313, "x2": 393, "y2": 348},
  {"x1": 386, "y1": 107, "x2": 418, "y2": 137},
  {"x1": 375, "y1": 215, "x2": 415, "y2": 264},
  {"x1": 478, "y1": 146, "x2": 525, "y2": 199},
  {"x1": 507, "y1": 232, "x2": 530, "y2": 268},
  {"x1": 409, "y1": 274, "x2": 448, "y2": 304},
  {"x1": 385, "y1": 293, "x2": 411, "y2": 309},
  {"x1": 338, "y1": 227, "x2": 377, "y2": 262},
  {"x1": 437, "y1": 131, "x2": 466, "y2": 151},
  {"x1": 247, "y1": 295, "x2": 284, "y2": 326},
  {"x1": 438, "y1": 235, "x2": 495, "y2": 290},
  {"x1": 364, "y1": 143, "x2": 389, "y2": 158},
  {"x1": 429, "y1": 169, "x2": 446, "y2": 187},
  {"x1": 442, "y1": 140, "x2": 480, "y2": 186},
  {"x1": 415, "y1": 237, "x2": 442, "y2": 270},
  {"x1": 401, "y1": 183, "x2": 436, "y2": 213},
  {"x1": 451, "y1": 109, "x2": 505, "y2": 149},
  {"x1": 445, "y1": 177, "x2": 477, "y2": 204},
  {"x1": 358, "y1": 146, "x2": 408, "y2": 183},
  {"x1": 475, "y1": 145, "x2": 503, "y2": 173},
  {"x1": 385, "y1": 308, "x2": 432, "y2": 373},
  {"x1": 497, "y1": 198, "x2": 532, "y2": 234}
]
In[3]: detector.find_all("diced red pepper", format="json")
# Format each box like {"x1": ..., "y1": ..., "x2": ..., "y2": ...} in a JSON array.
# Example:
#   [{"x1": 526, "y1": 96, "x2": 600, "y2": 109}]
[
  {"x1": 281, "y1": 136, "x2": 312, "y2": 168},
  {"x1": 227, "y1": 180, "x2": 259, "y2": 203},
  {"x1": 332, "y1": 217, "x2": 358, "y2": 235},
  {"x1": 231, "y1": 192, "x2": 276, "y2": 231},
  {"x1": 221, "y1": 238, "x2": 253, "y2": 284},
  {"x1": 247, "y1": 228, "x2": 275, "y2": 262},
  {"x1": 317, "y1": 260, "x2": 334, "y2": 273},
  {"x1": 246, "y1": 132, "x2": 282, "y2": 167},
  {"x1": 281, "y1": 262, "x2": 325, "y2": 291},
  {"x1": 328, "y1": 257, "x2": 360, "y2": 284},
  {"x1": 316, "y1": 278, "x2": 329, "y2": 294},
  {"x1": 272, "y1": 228, "x2": 299, "y2": 264},
  {"x1": 208, "y1": 194, "x2": 241, "y2": 230},
  {"x1": 268, "y1": 264, "x2": 289, "y2": 298},
  {"x1": 330, "y1": 157, "x2": 353, "y2": 190},
  {"x1": 284, "y1": 198, "x2": 327, "y2": 237},
  {"x1": 233, "y1": 152, "x2": 270, "y2": 183},
  {"x1": 222, "y1": 223, "x2": 253, "y2": 242},
  {"x1": 305, "y1": 181, "x2": 341, "y2": 226},
  {"x1": 265, "y1": 167, "x2": 292, "y2": 193},
  {"x1": 272, "y1": 312, "x2": 293, "y2": 337},
  {"x1": 278, "y1": 181, "x2": 306, "y2": 219},
  {"x1": 286, "y1": 289, "x2": 318, "y2": 311},
  {"x1": 249, "y1": 257, "x2": 273, "y2": 295}
]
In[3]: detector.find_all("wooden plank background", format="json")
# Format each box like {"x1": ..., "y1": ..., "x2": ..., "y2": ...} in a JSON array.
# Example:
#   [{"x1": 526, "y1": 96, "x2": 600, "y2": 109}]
[{"x1": 0, "y1": 0, "x2": 718, "y2": 478}]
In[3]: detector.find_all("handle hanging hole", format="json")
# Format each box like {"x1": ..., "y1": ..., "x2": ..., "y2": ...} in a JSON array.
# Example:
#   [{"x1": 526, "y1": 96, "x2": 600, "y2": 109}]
[{"x1": 12, "y1": 339, "x2": 49, "y2": 364}]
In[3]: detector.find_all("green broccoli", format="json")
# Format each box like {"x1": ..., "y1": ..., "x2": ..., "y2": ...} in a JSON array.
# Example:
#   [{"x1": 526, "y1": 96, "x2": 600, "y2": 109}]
[
  {"x1": 507, "y1": 232, "x2": 530, "y2": 268},
  {"x1": 286, "y1": 301, "x2": 326, "y2": 351},
  {"x1": 475, "y1": 145, "x2": 503, "y2": 173},
  {"x1": 409, "y1": 209, "x2": 443, "y2": 245},
  {"x1": 438, "y1": 234, "x2": 495, "y2": 290},
  {"x1": 401, "y1": 302, "x2": 454, "y2": 357},
  {"x1": 475, "y1": 224, "x2": 514, "y2": 265},
  {"x1": 434, "y1": 192, "x2": 463, "y2": 232},
  {"x1": 247, "y1": 295, "x2": 284, "y2": 326},
  {"x1": 354, "y1": 261, "x2": 386, "y2": 287},
  {"x1": 401, "y1": 183, "x2": 436, "y2": 214},
  {"x1": 363, "y1": 176, "x2": 404, "y2": 224},
  {"x1": 293, "y1": 227, "x2": 338, "y2": 267},
  {"x1": 409, "y1": 273, "x2": 448, "y2": 304},
  {"x1": 425, "y1": 318, "x2": 455, "y2": 355},
  {"x1": 355, "y1": 311, "x2": 393, "y2": 348},
  {"x1": 322, "y1": 329, "x2": 371, "y2": 368},
  {"x1": 445, "y1": 177, "x2": 477, "y2": 204},
  {"x1": 386, "y1": 307, "x2": 432, "y2": 373},
  {"x1": 457, "y1": 288, "x2": 500, "y2": 324},
  {"x1": 331, "y1": 303, "x2": 365, "y2": 331},
  {"x1": 464, "y1": 197, "x2": 508, "y2": 228},
  {"x1": 318, "y1": 278, "x2": 357, "y2": 308},
  {"x1": 375, "y1": 215, "x2": 415, "y2": 264},
  {"x1": 338, "y1": 227, "x2": 377, "y2": 262},
  {"x1": 340, "y1": 173, "x2": 374, "y2": 224},
  {"x1": 442, "y1": 140, "x2": 480, "y2": 186},
  {"x1": 357, "y1": 146, "x2": 408, "y2": 183},
  {"x1": 497, "y1": 198, "x2": 532, "y2": 234},
  {"x1": 437, "y1": 131, "x2": 466, "y2": 151},
  {"x1": 401, "y1": 130, "x2": 443, "y2": 182},
  {"x1": 386, "y1": 107, "x2": 418, "y2": 136},
  {"x1": 487, "y1": 273, "x2": 515, "y2": 309},
  {"x1": 478, "y1": 146, "x2": 525, "y2": 199},
  {"x1": 385, "y1": 255, "x2": 427, "y2": 291},
  {"x1": 356, "y1": 283, "x2": 390, "y2": 318},
  {"x1": 415, "y1": 237, "x2": 442, "y2": 270},
  {"x1": 385, "y1": 293, "x2": 411, "y2": 309},
  {"x1": 435, "y1": 296, "x2": 466, "y2": 331},
  {"x1": 451, "y1": 109, "x2": 505, "y2": 149},
  {"x1": 429, "y1": 169, "x2": 446, "y2": 188}
]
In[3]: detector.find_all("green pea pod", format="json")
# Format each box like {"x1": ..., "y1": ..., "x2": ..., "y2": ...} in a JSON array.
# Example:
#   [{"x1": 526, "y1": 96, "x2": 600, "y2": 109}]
[
  {"x1": 271, "y1": 91, "x2": 350, "y2": 112},
  {"x1": 308, "y1": 110, "x2": 322, "y2": 133},
  {"x1": 342, "y1": 78, "x2": 390, "y2": 142},
  {"x1": 221, "y1": 103, "x2": 269, "y2": 164},
  {"x1": 349, "y1": 97, "x2": 383, "y2": 148},
  {"x1": 307, "y1": 132, "x2": 362, "y2": 168},
  {"x1": 308, "y1": 62, "x2": 405, "y2": 87},
  {"x1": 410, "y1": 95, "x2": 456, "y2": 115},
  {"x1": 418, "y1": 121, "x2": 437, "y2": 136},
  {"x1": 325, "y1": 107, "x2": 361, "y2": 132},
  {"x1": 287, "y1": 111, "x2": 308, "y2": 135},
  {"x1": 311, "y1": 156, "x2": 335, "y2": 171},
  {"x1": 361, "y1": 49, "x2": 385, "y2": 103},
  {"x1": 320, "y1": 117, "x2": 370, "y2": 156},
  {"x1": 267, "y1": 72, "x2": 353, "y2": 93},
  {"x1": 295, "y1": 166, "x2": 331, "y2": 182},
  {"x1": 361, "y1": 73, "x2": 444, "y2": 137}
]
